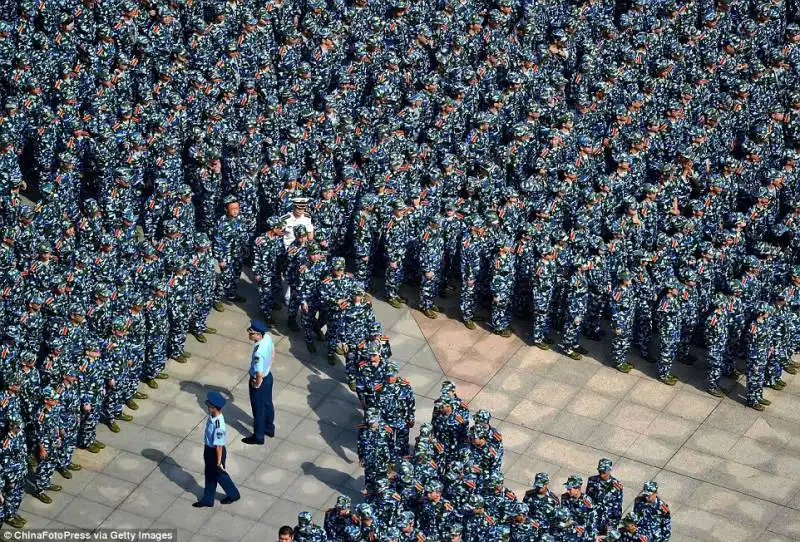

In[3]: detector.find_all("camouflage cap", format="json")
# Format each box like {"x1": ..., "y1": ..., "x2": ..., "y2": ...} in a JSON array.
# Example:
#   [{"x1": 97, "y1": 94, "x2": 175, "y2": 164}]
[
  {"x1": 641, "y1": 481, "x2": 658, "y2": 495},
  {"x1": 563, "y1": 474, "x2": 583, "y2": 489},
  {"x1": 622, "y1": 511, "x2": 641, "y2": 525},
  {"x1": 397, "y1": 511, "x2": 415, "y2": 526},
  {"x1": 356, "y1": 503, "x2": 374, "y2": 518},
  {"x1": 42, "y1": 386, "x2": 60, "y2": 401},
  {"x1": 533, "y1": 472, "x2": 550, "y2": 487}
]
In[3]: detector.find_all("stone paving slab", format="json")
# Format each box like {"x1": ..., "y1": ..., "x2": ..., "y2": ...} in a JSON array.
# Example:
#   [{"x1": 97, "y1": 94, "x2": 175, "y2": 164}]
[{"x1": 16, "y1": 287, "x2": 800, "y2": 541}]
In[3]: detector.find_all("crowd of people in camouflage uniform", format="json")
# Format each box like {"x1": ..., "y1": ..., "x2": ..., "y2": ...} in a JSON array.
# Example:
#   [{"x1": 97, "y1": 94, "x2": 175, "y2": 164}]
[
  {"x1": 309, "y1": 391, "x2": 673, "y2": 541},
  {"x1": 1, "y1": 0, "x2": 800, "y2": 534}
]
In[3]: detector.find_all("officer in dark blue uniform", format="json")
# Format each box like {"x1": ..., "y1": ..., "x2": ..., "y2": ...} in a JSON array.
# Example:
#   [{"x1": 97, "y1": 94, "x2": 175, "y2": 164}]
[{"x1": 193, "y1": 391, "x2": 240, "y2": 508}]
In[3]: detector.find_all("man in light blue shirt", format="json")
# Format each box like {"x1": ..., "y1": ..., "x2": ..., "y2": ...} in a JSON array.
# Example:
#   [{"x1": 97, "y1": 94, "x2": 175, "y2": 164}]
[
  {"x1": 242, "y1": 320, "x2": 276, "y2": 445},
  {"x1": 194, "y1": 391, "x2": 240, "y2": 507}
]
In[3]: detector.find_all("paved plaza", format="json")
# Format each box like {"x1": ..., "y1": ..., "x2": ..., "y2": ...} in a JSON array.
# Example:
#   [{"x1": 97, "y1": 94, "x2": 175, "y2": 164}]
[{"x1": 16, "y1": 280, "x2": 800, "y2": 541}]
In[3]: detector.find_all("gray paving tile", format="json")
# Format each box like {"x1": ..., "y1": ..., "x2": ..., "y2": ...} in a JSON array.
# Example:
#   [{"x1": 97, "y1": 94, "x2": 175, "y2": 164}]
[
  {"x1": 390, "y1": 312, "x2": 427, "y2": 340},
  {"x1": 664, "y1": 390, "x2": 720, "y2": 422},
  {"x1": 200, "y1": 508, "x2": 257, "y2": 540},
  {"x1": 265, "y1": 440, "x2": 324, "y2": 474},
  {"x1": 623, "y1": 435, "x2": 681, "y2": 468},
  {"x1": 687, "y1": 482, "x2": 781, "y2": 527},
  {"x1": 605, "y1": 401, "x2": 660, "y2": 433},
  {"x1": 14, "y1": 512, "x2": 50, "y2": 529},
  {"x1": 99, "y1": 509, "x2": 155, "y2": 530},
  {"x1": 486, "y1": 365, "x2": 544, "y2": 397},
  {"x1": 263, "y1": 498, "x2": 317, "y2": 528},
  {"x1": 55, "y1": 496, "x2": 114, "y2": 529},
  {"x1": 527, "y1": 377, "x2": 581, "y2": 408},
  {"x1": 544, "y1": 358, "x2": 600, "y2": 388},
  {"x1": 405, "y1": 344, "x2": 443, "y2": 373},
  {"x1": 241, "y1": 464, "x2": 301, "y2": 498},
  {"x1": 704, "y1": 400, "x2": 763, "y2": 435},
  {"x1": 20, "y1": 493, "x2": 76, "y2": 520},
  {"x1": 141, "y1": 461, "x2": 205, "y2": 499},
  {"x1": 280, "y1": 477, "x2": 336, "y2": 509},
  {"x1": 59, "y1": 467, "x2": 99, "y2": 496},
  {"x1": 120, "y1": 426, "x2": 184, "y2": 457},
  {"x1": 584, "y1": 367, "x2": 640, "y2": 398},
  {"x1": 389, "y1": 332, "x2": 427, "y2": 361},
  {"x1": 118, "y1": 485, "x2": 181, "y2": 520},
  {"x1": 80, "y1": 472, "x2": 138, "y2": 508},
  {"x1": 583, "y1": 422, "x2": 640, "y2": 456},
  {"x1": 566, "y1": 390, "x2": 621, "y2": 421},
  {"x1": 127, "y1": 398, "x2": 172, "y2": 429},
  {"x1": 157, "y1": 497, "x2": 214, "y2": 532},
  {"x1": 468, "y1": 388, "x2": 518, "y2": 421},
  {"x1": 241, "y1": 522, "x2": 284, "y2": 542},
  {"x1": 495, "y1": 421, "x2": 540, "y2": 454},
  {"x1": 625, "y1": 378, "x2": 680, "y2": 410},
  {"x1": 304, "y1": 394, "x2": 362, "y2": 428},
  {"x1": 542, "y1": 410, "x2": 598, "y2": 444},
  {"x1": 506, "y1": 399, "x2": 559, "y2": 431},
  {"x1": 272, "y1": 383, "x2": 322, "y2": 417},
  {"x1": 642, "y1": 412, "x2": 699, "y2": 445}
]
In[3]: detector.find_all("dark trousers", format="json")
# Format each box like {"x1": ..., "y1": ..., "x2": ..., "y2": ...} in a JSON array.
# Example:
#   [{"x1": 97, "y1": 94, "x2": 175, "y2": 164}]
[
  {"x1": 249, "y1": 372, "x2": 275, "y2": 441},
  {"x1": 200, "y1": 446, "x2": 240, "y2": 505}
]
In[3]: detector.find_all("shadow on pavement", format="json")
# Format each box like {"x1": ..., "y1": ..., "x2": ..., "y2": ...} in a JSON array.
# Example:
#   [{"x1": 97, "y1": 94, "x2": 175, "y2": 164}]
[
  {"x1": 141, "y1": 448, "x2": 203, "y2": 499},
  {"x1": 301, "y1": 460, "x2": 363, "y2": 503}
]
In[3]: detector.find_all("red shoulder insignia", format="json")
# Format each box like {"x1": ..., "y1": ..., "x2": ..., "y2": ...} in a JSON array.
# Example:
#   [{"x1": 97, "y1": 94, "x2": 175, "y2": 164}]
[{"x1": 660, "y1": 502, "x2": 670, "y2": 514}]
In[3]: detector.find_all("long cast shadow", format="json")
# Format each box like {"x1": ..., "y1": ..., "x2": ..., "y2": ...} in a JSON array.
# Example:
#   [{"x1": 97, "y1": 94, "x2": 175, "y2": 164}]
[
  {"x1": 306, "y1": 373, "x2": 358, "y2": 463},
  {"x1": 141, "y1": 448, "x2": 204, "y2": 499},
  {"x1": 301, "y1": 460, "x2": 362, "y2": 503}
]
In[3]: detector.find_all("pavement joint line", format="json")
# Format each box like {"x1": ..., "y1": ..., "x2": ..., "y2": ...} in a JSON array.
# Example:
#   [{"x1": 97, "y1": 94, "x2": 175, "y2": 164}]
[{"x1": 108, "y1": 412, "x2": 207, "y2": 531}]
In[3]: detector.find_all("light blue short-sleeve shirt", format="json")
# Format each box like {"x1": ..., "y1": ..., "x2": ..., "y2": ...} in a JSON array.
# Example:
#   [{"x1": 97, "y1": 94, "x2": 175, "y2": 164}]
[
  {"x1": 250, "y1": 335, "x2": 273, "y2": 378},
  {"x1": 204, "y1": 414, "x2": 226, "y2": 446}
]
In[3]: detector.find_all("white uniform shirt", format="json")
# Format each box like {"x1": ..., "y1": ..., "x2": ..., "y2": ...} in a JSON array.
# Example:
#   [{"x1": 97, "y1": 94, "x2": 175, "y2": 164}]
[{"x1": 281, "y1": 213, "x2": 314, "y2": 248}]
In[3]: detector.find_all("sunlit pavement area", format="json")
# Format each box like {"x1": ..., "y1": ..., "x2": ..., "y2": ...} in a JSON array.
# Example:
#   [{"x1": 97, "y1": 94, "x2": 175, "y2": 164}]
[{"x1": 18, "y1": 279, "x2": 800, "y2": 541}]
